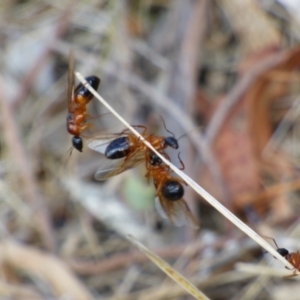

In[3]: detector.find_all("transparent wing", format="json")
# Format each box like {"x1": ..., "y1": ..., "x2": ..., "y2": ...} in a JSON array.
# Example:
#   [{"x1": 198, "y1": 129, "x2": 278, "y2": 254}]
[
  {"x1": 87, "y1": 135, "x2": 121, "y2": 154},
  {"x1": 155, "y1": 196, "x2": 168, "y2": 219},
  {"x1": 88, "y1": 135, "x2": 145, "y2": 180},
  {"x1": 68, "y1": 50, "x2": 75, "y2": 111},
  {"x1": 155, "y1": 196, "x2": 199, "y2": 229},
  {"x1": 94, "y1": 151, "x2": 145, "y2": 180},
  {"x1": 94, "y1": 157, "x2": 126, "y2": 180}
]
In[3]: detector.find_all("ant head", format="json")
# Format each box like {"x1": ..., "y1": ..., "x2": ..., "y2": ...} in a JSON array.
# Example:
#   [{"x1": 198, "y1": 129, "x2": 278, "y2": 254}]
[
  {"x1": 164, "y1": 136, "x2": 178, "y2": 149},
  {"x1": 158, "y1": 115, "x2": 198, "y2": 149},
  {"x1": 277, "y1": 248, "x2": 290, "y2": 258},
  {"x1": 159, "y1": 115, "x2": 178, "y2": 148},
  {"x1": 149, "y1": 152, "x2": 162, "y2": 166},
  {"x1": 72, "y1": 136, "x2": 83, "y2": 152},
  {"x1": 262, "y1": 236, "x2": 291, "y2": 259}
]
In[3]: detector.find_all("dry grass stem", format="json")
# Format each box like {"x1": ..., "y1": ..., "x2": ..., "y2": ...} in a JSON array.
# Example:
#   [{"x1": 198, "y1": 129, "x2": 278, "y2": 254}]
[
  {"x1": 236, "y1": 262, "x2": 300, "y2": 279},
  {"x1": 127, "y1": 235, "x2": 210, "y2": 300},
  {"x1": 68, "y1": 239, "x2": 219, "y2": 275}
]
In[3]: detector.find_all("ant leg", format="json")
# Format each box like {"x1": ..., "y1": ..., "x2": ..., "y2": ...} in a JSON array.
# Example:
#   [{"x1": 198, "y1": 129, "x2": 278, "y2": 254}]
[
  {"x1": 261, "y1": 236, "x2": 281, "y2": 249},
  {"x1": 145, "y1": 151, "x2": 152, "y2": 173},
  {"x1": 154, "y1": 171, "x2": 169, "y2": 195},
  {"x1": 153, "y1": 150, "x2": 170, "y2": 163},
  {"x1": 135, "y1": 126, "x2": 148, "y2": 146},
  {"x1": 144, "y1": 155, "x2": 150, "y2": 178},
  {"x1": 155, "y1": 181, "x2": 164, "y2": 196},
  {"x1": 123, "y1": 150, "x2": 134, "y2": 162},
  {"x1": 121, "y1": 125, "x2": 147, "y2": 136},
  {"x1": 157, "y1": 150, "x2": 170, "y2": 161},
  {"x1": 86, "y1": 112, "x2": 110, "y2": 120},
  {"x1": 80, "y1": 123, "x2": 90, "y2": 132},
  {"x1": 161, "y1": 152, "x2": 171, "y2": 172},
  {"x1": 80, "y1": 122, "x2": 96, "y2": 133},
  {"x1": 144, "y1": 153, "x2": 153, "y2": 182},
  {"x1": 63, "y1": 146, "x2": 74, "y2": 170},
  {"x1": 122, "y1": 143, "x2": 140, "y2": 163},
  {"x1": 132, "y1": 125, "x2": 147, "y2": 135}
]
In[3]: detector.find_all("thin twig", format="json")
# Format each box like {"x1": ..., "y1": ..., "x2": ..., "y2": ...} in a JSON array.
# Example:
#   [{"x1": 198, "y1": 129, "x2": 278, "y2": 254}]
[{"x1": 127, "y1": 235, "x2": 210, "y2": 300}]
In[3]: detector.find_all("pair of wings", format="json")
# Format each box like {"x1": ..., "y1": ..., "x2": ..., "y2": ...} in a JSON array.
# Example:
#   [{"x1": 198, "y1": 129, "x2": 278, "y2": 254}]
[
  {"x1": 87, "y1": 135, "x2": 199, "y2": 229},
  {"x1": 155, "y1": 196, "x2": 199, "y2": 229},
  {"x1": 87, "y1": 134, "x2": 145, "y2": 180}
]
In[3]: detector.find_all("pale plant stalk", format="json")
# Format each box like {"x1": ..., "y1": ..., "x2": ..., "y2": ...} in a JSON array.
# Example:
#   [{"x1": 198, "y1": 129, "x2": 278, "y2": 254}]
[
  {"x1": 75, "y1": 72, "x2": 295, "y2": 271},
  {"x1": 127, "y1": 235, "x2": 210, "y2": 300}
]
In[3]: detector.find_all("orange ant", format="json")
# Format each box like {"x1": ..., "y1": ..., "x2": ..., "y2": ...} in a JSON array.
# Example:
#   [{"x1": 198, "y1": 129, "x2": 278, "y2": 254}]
[
  {"x1": 67, "y1": 51, "x2": 100, "y2": 152},
  {"x1": 87, "y1": 120, "x2": 179, "y2": 180},
  {"x1": 144, "y1": 151, "x2": 199, "y2": 228}
]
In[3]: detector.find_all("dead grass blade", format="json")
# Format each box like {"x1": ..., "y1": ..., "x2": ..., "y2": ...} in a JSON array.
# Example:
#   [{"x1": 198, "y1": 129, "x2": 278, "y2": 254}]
[{"x1": 127, "y1": 235, "x2": 210, "y2": 300}]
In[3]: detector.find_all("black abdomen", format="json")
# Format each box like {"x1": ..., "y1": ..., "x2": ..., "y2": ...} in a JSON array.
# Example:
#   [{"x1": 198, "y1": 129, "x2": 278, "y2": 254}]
[
  {"x1": 75, "y1": 76, "x2": 100, "y2": 100},
  {"x1": 161, "y1": 180, "x2": 184, "y2": 201},
  {"x1": 105, "y1": 137, "x2": 131, "y2": 159},
  {"x1": 72, "y1": 136, "x2": 83, "y2": 152}
]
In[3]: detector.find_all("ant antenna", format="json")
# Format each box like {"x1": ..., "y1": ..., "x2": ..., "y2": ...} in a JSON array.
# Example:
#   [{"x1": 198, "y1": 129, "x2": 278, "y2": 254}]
[
  {"x1": 159, "y1": 115, "x2": 175, "y2": 137},
  {"x1": 262, "y1": 235, "x2": 280, "y2": 249},
  {"x1": 177, "y1": 152, "x2": 185, "y2": 170},
  {"x1": 158, "y1": 116, "x2": 203, "y2": 144},
  {"x1": 177, "y1": 126, "x2": 203, "y2": 142},
  {"x1": 272, "y1": 238, "x2": 280, "y2": 249}
]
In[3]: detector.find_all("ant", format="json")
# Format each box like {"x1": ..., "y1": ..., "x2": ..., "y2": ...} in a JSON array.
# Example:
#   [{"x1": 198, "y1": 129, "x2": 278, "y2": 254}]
[
  {"x1": 267, "y1": 237, "x2": 300, "y2": 278},
  {"x1": 67, "y1": 51, "x2": 100, "y2": 152},
  {"x1": 88, "y1": 120, "x2": 179, "y2": 180},
  {"x1": 145, "y1": 151, "x2": 199, "y2": 228}
]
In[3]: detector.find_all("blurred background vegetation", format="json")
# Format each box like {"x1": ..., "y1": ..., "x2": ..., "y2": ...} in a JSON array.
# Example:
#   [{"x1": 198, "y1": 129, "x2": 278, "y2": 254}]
[{"x1": 1, "y1": 0, "x2": 300, "y2": 299}]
